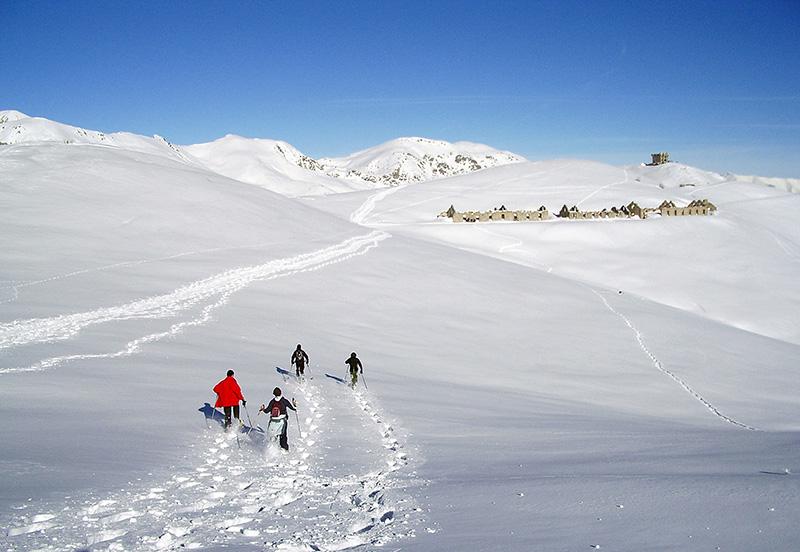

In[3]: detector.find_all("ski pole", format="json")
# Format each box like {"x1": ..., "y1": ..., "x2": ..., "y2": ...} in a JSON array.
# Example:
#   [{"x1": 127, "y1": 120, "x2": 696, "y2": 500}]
[
  {"x1": 244, "y1": 403, "x2": 254, "y2": 427},
  {"x1": 243, "y1": 404, "x2": 255, "y2": 434},
  {"x1": 361, "y1": 372, "x2": 368, "y2": 390},
  {"x1": 293, "y1": 399, "x2": 302, "y2": 437}
]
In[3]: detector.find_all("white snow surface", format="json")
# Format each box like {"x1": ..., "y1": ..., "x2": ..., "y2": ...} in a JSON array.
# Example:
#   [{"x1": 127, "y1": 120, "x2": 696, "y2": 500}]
[
  {"x1": 1, "y1": 114, "x2": 799, "y2": 552},
  {"x1": 184, "y1": 135, "x2": 376, "y2": 197}
]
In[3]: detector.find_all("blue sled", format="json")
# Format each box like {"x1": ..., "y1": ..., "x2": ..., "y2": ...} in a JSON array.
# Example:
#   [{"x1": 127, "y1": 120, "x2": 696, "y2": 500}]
[
  {"x1": 198, "y1": 402, "x2": 265, "y2": 443},
  {"x1": 276, "y1": 366, "x2": 295, "y2": 378}
]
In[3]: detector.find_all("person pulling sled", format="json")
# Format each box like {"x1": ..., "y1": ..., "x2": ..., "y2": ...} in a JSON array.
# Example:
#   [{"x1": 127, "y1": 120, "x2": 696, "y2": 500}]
[
  {"x1": 291, "y1": 344, "x2": 309, "y2": 377},
  {"x1": 260, "y1": 387, "x2": 297, "y2": 450}
]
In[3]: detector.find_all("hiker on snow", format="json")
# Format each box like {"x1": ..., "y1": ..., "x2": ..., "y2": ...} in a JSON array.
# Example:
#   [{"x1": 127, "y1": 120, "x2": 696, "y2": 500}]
[
  {"x1": 345, "y1": 352, "x2": 363, "y2": 388},
  {"x1": 213, "y1": 369, "x2": 246, "y2": 430},
  {"x1": 291, "y1": 344, "x2": 309, "y2": 377},
  {"x1": 260, "y1": 387, "x2": 297, "y2": 451}
]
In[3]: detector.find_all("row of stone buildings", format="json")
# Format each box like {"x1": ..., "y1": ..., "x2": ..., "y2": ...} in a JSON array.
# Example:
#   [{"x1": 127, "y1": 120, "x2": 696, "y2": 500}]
[
  {"x1": 443, "y1": 205, "x2": 551, "y2": 223},
  {"x1": 441, "y1": 199, "x2": 716, "y2": 223},
  {"x1": 558, "y1": 202, "x2": 646, "y2": 219},
  {"x1": 657, "y1": 199, "x2": 717, "y2": 216}
]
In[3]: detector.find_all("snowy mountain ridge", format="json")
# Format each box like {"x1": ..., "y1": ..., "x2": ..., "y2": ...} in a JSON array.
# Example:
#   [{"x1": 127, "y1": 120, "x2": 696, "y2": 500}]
[
  {"x1": 1, "y1": 110, "x2": 524, "y2": 196},
  {"x1": 4, "y1": 109, "x2": 797, "y2": 199},
  {"x1": 186, "y1": 134, "x2": 525, "y2": 193},
  {"x1": 0, "y1": 109, "x2": 195, "y2": 165},
  {"x1": 317, "y1": 136, "x2": 525, "y2": 186}
]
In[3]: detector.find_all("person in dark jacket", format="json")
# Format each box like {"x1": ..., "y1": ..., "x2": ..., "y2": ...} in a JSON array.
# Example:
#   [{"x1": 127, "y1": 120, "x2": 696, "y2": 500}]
[
  {"x1": 291, "y1": 344, "x2": 309, "y2": 377},
  {"x1": 345, "y1": 352, "x2": 363, "y2": 388},
  {"x1": 213, "y1": 370, "x2": 246, "y2": 430},
  {"x1": 259, "y1": 387, "x2": 297, "y2": 450}
]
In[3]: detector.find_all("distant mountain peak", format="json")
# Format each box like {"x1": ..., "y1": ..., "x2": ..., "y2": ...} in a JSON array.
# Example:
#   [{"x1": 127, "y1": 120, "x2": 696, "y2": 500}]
[
  {"x1": 317, "y1": 136, "x2": 525, "y2": 186},
  {"x1": 184, "y1": 134, "x2": 525, "y2": 195}
]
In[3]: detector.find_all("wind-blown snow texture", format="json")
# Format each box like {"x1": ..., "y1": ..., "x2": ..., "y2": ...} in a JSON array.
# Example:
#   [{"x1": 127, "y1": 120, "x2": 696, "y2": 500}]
[{"x1": 1, "y1": 111, "x2": 799, "y2": 551}]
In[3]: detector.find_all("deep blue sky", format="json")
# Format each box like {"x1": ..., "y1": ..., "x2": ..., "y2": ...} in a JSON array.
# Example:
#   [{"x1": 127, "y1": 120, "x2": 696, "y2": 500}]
[{"x1": 3, "y1": 1, "x2": 799, "y2": 176}]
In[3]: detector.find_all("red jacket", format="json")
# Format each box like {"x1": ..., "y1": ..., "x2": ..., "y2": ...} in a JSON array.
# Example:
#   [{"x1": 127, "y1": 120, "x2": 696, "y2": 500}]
[{"x1": 213, "y1": 376, "x2": 244, "y2": 407}]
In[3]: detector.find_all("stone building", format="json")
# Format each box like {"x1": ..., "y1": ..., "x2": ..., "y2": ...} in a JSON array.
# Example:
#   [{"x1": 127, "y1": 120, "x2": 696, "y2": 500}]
[
  {"x1": 648, "y1": 152, "x2": 670, "y2": 165},
  {"x1": 657, "y1": 198, "x2": 717, "y2": 217}
]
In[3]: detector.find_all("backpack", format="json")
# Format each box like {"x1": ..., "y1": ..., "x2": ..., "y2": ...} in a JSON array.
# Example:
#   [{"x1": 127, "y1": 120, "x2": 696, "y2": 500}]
[{"x1": 271, "y1": 400, "x2": 282, "y2": 418}]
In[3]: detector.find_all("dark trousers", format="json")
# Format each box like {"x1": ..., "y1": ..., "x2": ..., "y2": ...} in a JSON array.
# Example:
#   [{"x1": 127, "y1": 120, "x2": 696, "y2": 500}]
[
  {"x1": 295, "y1": 363, "x2": 305, "y2": 376},
  {"x1": 223, "y1": 405, "x2": 240, "y2": 428},
  {"x1": 350, "y1": 369, "x2": 359, "y2": 388}
]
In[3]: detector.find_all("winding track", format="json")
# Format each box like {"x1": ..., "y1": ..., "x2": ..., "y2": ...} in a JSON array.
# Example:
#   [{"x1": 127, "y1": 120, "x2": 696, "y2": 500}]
[
  {"x1": 591, "y1": 289, "x2": 758, "y2": 431},
  {"x1": 575, "y1": 168, "x2": 629, "y2": 207},
  {"x1": 0, "y1": 237, "x2": 314, "y2": 306},
  {"x1": 0, "y1": 231, "x2": 389, "y2": 374}
]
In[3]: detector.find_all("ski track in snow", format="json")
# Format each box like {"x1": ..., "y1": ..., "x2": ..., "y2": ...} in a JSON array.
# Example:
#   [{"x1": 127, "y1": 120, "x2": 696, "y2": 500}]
[
  {"x1": 769, "y1": 231, "x2": 800, "y2": 261},
  {"x1": 591, "y1": 289, "x2": 758, "y2": 431},
  {"x1": 0, "y1": 378, "x2": 422, "y2": 551},
  {"x1": 349, "y1": 185, "x2": 407, "y2": 225},
  {"x1": 0, "y1": 231, "x2": 389, "y2": 374},
  {"x1": 473, "y1": 225, "x2": 524, "y2": 254},
  {"x1": 0, "y1": 237, "x2": 330, "y2": 307},
  {"x1": 575, "y1": 168, "x2": 628, "y2": 207}
]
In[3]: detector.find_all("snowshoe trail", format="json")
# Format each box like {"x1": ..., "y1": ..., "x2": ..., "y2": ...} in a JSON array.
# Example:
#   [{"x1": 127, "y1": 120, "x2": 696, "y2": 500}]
[
  {"x1": 0, "y1": 239, "x2": 293, "y2": 307},
  {"x1": 349, "y1": 185, "x2": 406, "y2": 226},
  {"x1": 1, "y1": 379, "x2": 423, "y2": 551},
  {"x1": 0, "y1": 231, "x2": 389, "y2": 375}
]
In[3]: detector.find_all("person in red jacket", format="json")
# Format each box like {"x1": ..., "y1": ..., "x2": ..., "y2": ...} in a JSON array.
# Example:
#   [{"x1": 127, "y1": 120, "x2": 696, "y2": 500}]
[{"x1": 213, "y1": 370, "x2": 246, "y2": 430}]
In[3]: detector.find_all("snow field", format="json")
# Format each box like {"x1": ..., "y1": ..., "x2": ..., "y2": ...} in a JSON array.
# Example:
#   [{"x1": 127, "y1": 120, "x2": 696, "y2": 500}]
[
  {"x1": 2, "y1": 116, "x2": 800, "y2": 551},
  {"x1": 1, "y1": 375, "x2": 421, "y2": 551},
  {"x1": 332, "y1": 159, "x2": 800, "y2": 345},
  {"x1": 0, "y1": 230, "x2": 389, "y2": 374},
  {"x1": 590, "y1": 288, "x2": 757, "y2": 431}
]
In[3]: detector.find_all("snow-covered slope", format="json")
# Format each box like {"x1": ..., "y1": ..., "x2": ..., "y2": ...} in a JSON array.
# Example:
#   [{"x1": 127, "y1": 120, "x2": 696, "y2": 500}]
[
  {"x1": 184, "y1": 134, "x2": 377, "y2": 196},
  {"x1": 319, "y1": 136, "x2": 524, "y2": 186},
  {"x1": 1, "y1": 115, "x2": 799, "y2": 551},
  {"x1": 730, "y1": 172, "x2": 800, "y2": 193},
  {"x1": 185, "y1": 135, "x2": 525, "y2": 196},
  {"x1": 625, "y1": 161, "x2": 800, "y2": 194},
  {"x1": 312, "y1": 158, "x2": 800, "y2": 345},
  {"x1": 0, "y1": 110, "x2": 194, "y2": 164},
  {"x1": 626, "y1": 161, "x2": 728, "y2": 189}
]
